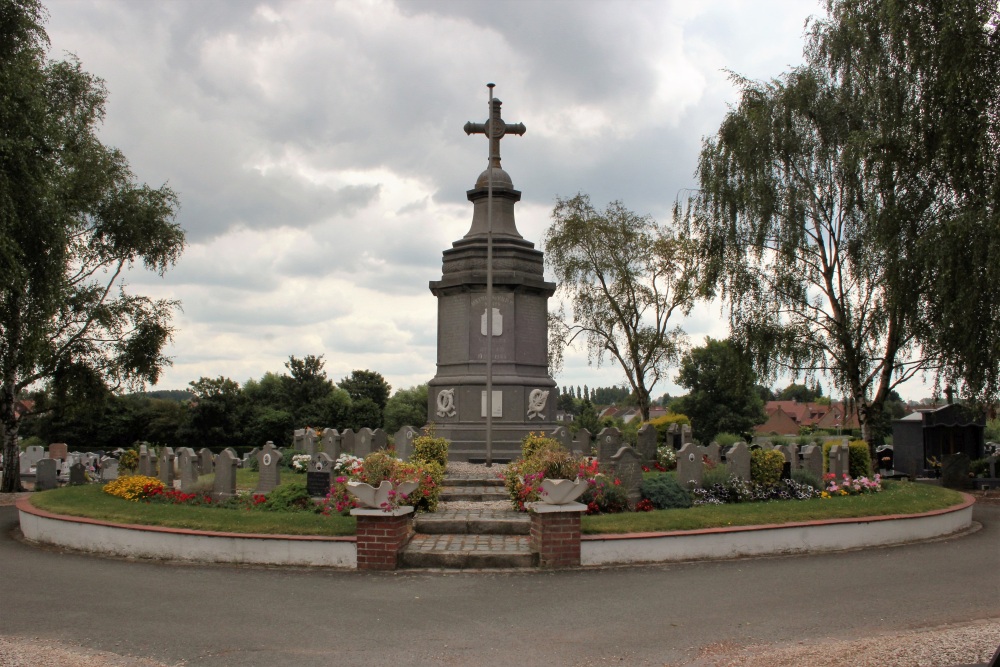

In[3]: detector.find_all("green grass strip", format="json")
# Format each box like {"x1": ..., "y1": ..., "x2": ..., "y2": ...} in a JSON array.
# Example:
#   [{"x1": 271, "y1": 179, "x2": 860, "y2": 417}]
[
  {"x1": 581, "y1": 482, "x2": 965, "y2": 534},
  {"x1": 29, "y1": 483, "x2": 355, "y2": 537}
]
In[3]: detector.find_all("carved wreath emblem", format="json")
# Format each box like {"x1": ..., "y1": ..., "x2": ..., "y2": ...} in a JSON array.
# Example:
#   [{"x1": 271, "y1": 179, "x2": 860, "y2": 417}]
[
  {"x1": 436, "y1": 388, "x2": 456, "y2": 417},
  {"x1": 527, "y1": 388, "x2": 549, "y2": 420}
]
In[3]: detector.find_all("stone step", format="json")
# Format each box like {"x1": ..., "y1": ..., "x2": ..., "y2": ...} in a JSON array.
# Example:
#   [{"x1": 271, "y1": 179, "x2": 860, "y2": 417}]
[
  {"x1": 415, "y1": 508, "x2": 529, "y2": 535},
  {"x1": 441, "y1": 475, "x2": 505, "y2": 488},
  {"x1": 400, "y1": 534, "x2": 537, "y2": 569},
  {"x1": 439, "y1": 486, "x2": 509, "y2": 502}
]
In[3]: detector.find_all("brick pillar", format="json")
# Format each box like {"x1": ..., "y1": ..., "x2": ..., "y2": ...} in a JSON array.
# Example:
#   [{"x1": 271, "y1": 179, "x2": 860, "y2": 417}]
[
  {"x1": 527, "y1": 502, "x2": 586, "y2": 568},
  {"x1": 351, "y1": 507, "x2": 414, "y2": 571}
]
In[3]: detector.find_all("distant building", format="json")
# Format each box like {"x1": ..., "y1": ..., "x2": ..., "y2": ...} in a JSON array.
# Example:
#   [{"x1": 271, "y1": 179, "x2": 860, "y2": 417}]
[{"x1": 754, "y1": 400, "x2": 861, "y2": 436}]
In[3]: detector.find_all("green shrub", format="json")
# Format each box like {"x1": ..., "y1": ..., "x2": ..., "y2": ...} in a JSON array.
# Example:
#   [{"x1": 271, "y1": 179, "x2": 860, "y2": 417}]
[
  {"x1": 262, "y1": 482, "x2": 317, "y2": 512},
  {"x1": 247, "y1": 454, "x2": 260, "y2": 472},
  {"x1": 280, "y1": 448, "x2": 297, "y2": 471},
  {"x1": 970, "y1": 458, "x2": 995, "y2": 478},
  {"x1": 750, "y1": 449, "x2": 785, "y2": 487},
  {"x1": 791, "y1": 468, "x2": 822, "y2": 490},
  {"x1": 360, "y1": 449, "x2": 399, "y2": 485},
  {"x1": 521, "y1": 432, "x2": 563, "y2": 460},
  {"x1": 640, "y1": 473, "x2": 692, "y2": 509},
  {"x1": 503, "y1": 442, "x2": 580, "y2": 510},
  {"x1": 822, "y1": 440, "x2": 872, "y2": 478},
  {"x1": 714, "y1": 433, "x2": 743, "y2": 447},
  {"x1": 647, "y1": 413, "x2": 692, "y2": 445},
  {"x1": 118, "y1": 449, "x2": 139, "y2": 475},
  {"x1": 411, "y1": 431, "x2": 450, "y2": 467},
  {"x1": 702, "y1": 462, "x2": 731, "y2": 487}
]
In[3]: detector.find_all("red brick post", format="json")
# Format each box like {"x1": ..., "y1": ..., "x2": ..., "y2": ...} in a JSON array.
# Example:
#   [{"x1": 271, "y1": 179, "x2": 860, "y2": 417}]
[
  {"x1": 351, "y1": 507, "x2": 414, "y2": 571},
  {"x1": 527, "y1": 502, "x2": 586, "y2": 568}
]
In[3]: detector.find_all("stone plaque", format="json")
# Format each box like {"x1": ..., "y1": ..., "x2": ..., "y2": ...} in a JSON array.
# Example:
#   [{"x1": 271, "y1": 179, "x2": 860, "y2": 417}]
[
  {"x1": 480, "y1": 390, "x2": 503, "y2": 418},
  {"x1": 307, "y1": 471, "x2": 331, "y2": 497}
]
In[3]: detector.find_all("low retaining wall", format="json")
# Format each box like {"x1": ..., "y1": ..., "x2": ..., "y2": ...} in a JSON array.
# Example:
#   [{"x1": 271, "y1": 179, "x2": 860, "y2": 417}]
[
  {"x1": 581, "y1": 493, "x2": 975, "y2": 566},
  {"x1": 16, "y1": 498, "x2": 356, "y2": 568},
  {"x1": 18, "y1": 494, "x2": 975, "y2": 569}
]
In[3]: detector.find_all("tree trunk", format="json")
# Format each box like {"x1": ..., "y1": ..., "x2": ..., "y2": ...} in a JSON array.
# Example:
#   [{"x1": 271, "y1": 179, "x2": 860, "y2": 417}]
[{"x1": 0, "y1": 385, "x2": 23, "y2": 493}]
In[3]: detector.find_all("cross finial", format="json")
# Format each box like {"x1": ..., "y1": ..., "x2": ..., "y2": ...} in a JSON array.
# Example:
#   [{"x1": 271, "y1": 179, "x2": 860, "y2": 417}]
[{"x1": 464, "y1": 84, "x2": 526, "y2": 168}]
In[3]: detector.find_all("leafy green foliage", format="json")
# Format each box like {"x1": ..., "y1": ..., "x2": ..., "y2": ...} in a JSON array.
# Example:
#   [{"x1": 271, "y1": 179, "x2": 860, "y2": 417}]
[
  {"x1": 261, "y1": 482, "x2": 318, "y2": 513},
  {"x1": 410, "y1": 430, "x2": 450, "y2": 468},
  {"x1": 750, "y1": 449, "x2": 785, "y2": 487},
  {"x1": 672, "y1": 337, "x2": 767, "y2": 444},
  {"x1": 640, "y1": 474, "x2": 693, "y2": 510},
  {"x1": 338, "y1": 370, "x2": 391, "y2": 427},
  {"x1": 0, "y1": 2, "x2": 185, "y2": 491},
  {"x1": 383, "y1": 384, "x2": 428, "y2": 433},
  {"x1": 791, "y1": 468, "x2": 823, "y2": 490},
  {"x1": 545, "y1": 194, "x2": 697, "y2": 421},
  {"x1": 823, "y1": 440, "x2": 873, "y2": 478}
]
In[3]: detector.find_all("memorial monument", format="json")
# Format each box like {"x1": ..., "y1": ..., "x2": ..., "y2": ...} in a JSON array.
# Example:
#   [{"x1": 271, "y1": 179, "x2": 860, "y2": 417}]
[{"x1": 427, "y1": 86, "x2": 557, "y2": 461}]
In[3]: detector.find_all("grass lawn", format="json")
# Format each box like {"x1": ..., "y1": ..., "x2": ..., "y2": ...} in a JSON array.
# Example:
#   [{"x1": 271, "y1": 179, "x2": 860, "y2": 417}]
[
  {"x1": 581, "y1": 481, "x2": 965, "y2": 534},
  {"x1": 29, "y1": 480, "x2": 355, "y2": 536},
  {"x1": 26, "y1": 478, "x2": 963, "y2": 538}
]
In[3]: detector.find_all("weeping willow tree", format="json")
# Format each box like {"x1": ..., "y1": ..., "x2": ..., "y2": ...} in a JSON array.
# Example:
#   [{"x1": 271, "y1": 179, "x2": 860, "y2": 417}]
[{"x1": 687, "y1": 0, "x2": 1000, "y2": 447}]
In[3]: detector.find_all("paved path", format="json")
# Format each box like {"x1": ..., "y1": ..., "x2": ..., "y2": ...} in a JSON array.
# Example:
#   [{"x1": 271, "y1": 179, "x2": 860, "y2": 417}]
[{"x1": 2, "y1": 503, "x2": 998, "y2": 666}]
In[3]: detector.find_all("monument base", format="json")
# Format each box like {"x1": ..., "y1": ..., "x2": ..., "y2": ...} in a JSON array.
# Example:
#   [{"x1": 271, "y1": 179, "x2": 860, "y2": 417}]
[{"x1": 431, "y1": 422, "x2": 558, "y2": 461}]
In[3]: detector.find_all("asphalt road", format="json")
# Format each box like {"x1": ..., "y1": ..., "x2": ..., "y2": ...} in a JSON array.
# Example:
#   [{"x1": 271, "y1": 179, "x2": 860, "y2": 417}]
[{"x1": 1, "y1": 504, "x2": 998, "y2": 666}]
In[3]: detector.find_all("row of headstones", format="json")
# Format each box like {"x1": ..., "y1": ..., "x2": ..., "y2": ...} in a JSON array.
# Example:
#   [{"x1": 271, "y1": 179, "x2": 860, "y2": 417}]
[
  {"x1": 19, "y1": 444, "x2": 107, "y2": 475},
  {"x1": 291, "y1": 426, "x2": 423, "y2": 461},
  {"x1": 673, "y1": 441, "x2": 850, "y2": 490},
  {"x1": 550, "y1": 423, "x2": 694, "y2": 466},
  {"x1": 24, "y1": 445, "x2": 125, "y2": 491}
]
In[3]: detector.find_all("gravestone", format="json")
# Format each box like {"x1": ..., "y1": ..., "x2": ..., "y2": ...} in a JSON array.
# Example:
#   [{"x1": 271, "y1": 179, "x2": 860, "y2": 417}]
[
  {"x1": 245, "y1": 447, "x2": 259, "y2": 469},
  {"x1": 48, "y1": 442, "x2": 68, "y2": 461},
  {"x1": 828, "y1": 444, "x2": 849, "y2": 479},
  {"x1": 726, "y1": 442, "x2": 751, "y2": 481},
  {"x1": 34, "y1": 458, "x2": 58, "y2": 491},
  {"x1": 321, "y1": 428, "x2": 342, "y2": 458},
  {"x1": 307, "y1": 452, "x2": 335, "y2": 497},
  {"x1": 255, "y1": 442, "x2": 282, "y2": 494},
  {"x1": 302, "y1": 428, "x2": 319, "y2": 457},
  {"x1": 941, "y1": 453, "x2": 972, "y2": 490},
  {"x1": 138, "y1": 445, "x2": 154, "y2": 477},
  {"x1": 69, "y1": 462, "x2": 87, "y2": 486},
  {"x1": 393, "y1": 426, "x2": 418, "y2": 460},
  {"x1": 597, "y1": 427, "x2": 623, "y2": 465},
  {"x1": 199, "y1": 448, "x2": 215, "y2": 476},
  {"x1": 356, "y1": 428, "x2": 375, "y2": 458},
  {"x1": 212, "y1": 449, "x2": 239, "y2": 499},
  {"x1": 636, "y1": 424, "x2": 657, "y2": 463},
  {"x1": 876, "y1": 444, "x2": 894, "y2": 473},
  {"x1": 177, "y1": 448, "x2": 200, "y2": 493},
  {"x1": 550, "y1": 426, "x2": 572, "y2": 451},
  {"x1": 801, "y1": 445, "x2": 823, "y2": 481},
  {"x1": 610, "y1": 446, "x2": 643, "y2": 506},
  {"x1": 773, "y1": 445, "x2": 794, "y2": 479},
  {"x1": 573, "y1": 428, "x2": 594, "y2": 457},
  {"x1": 676, "y1": 442, "x2": 703, "y2": 489},
  {"x1": 681, "y1": 424, "x2": 693, "y2": 446},
  {"x1": 157, "y1": 447, "x2": 175, "y2": 488},
  {"x1": 293, "y1": 429, "x2": 306, "y2": 452},
  {"x1": 340, "y1": 430, "x2": 356, "y2": 456},
  {"x1": 19, "y1": 445, "x2": 45, "y2": 474},
  {"x1": 372, "y1": 428, "x2": 388, "y2": 452},
  {"x1": 100, "y1": 456, "x2": 119, "y2": 481}
]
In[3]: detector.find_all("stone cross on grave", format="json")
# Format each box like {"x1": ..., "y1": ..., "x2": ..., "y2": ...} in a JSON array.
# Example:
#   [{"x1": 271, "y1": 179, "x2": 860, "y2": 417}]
[{"x1": 464, "y1": 84, "x2": 526, "y2": 168}]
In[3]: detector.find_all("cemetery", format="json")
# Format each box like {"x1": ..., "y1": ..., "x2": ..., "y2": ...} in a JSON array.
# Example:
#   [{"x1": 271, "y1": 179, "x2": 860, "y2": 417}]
[{"x1": 9, "y1": 86, "x2": 985, "y2": 572}]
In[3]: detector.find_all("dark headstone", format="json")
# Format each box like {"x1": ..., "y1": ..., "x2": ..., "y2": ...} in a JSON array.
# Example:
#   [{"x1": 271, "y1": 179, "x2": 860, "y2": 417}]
[
  {"x1": 636, "y1": 424, "x2": 657, "y2": 463},
  {"x1": 69, "y1": 462, "x2": 87, "y2": 485},
  {"x1": 35, "y1": 458, "x2": 58, "y2": 491},
  {"x1": 306, "y1": 471, "x2": 331, "y2": 498},
  {"x1": 941, "y1": 453, "x2": 972, "y2": 489}
]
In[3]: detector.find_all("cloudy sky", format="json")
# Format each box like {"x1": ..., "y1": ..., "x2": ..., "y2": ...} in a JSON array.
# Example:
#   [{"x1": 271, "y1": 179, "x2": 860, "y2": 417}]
[{"x1": 41, "y1": 0, "x2": 927, "y2": 401}]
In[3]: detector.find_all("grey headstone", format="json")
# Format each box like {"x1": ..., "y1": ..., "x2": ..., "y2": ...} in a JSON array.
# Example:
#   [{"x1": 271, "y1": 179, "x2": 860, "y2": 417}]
[
  {"x1": 34, "y1": 458, "x2": 58, "y2": 491},
  {"x1": 309, "y1": 452, "x2": 335, "y2": 473},
  {"x1": 597, "y1": 427, "x2": 623, "y2": 465},
  {"x1": 321, "y1": 428, "x2": 342, "y2": 458},
  {"x1": 610, "y1": 446, "x2": 643, "y2": 506},
  {"x1": 681, "y1": 424, "x2": 693, "y2": 446},
  {"x1": 574, "y1": 428, "x2": 593, "y2": 457},
  {"x1": 255, "y1": 442, "x2": 282, "y2": 494},
  {"x1": 138, "y1": 445, "x2": 154, "y2": 477},
  {"x1": 372, "y1": 428, "x2": 388, "y2": 452},
  {"x1": 157, "y1": 447, "x2": 175, "y2": 487},
  {"x1": 19, "y1": 445, "x2": 45, "y2": 474},
  {"x1": 726, "y1": 442, "x2": 751, "y2": 481},
  {"x1": 636, "y1": 424, "x2": 657, "y2": 463},
  {"x1": 340, "y1": 429, "x2": 356, "y2": 456},
  {"x1": 676, "y1": 442, "x2": 703, "y2": 489},
  {"x1": 69, "y1": 462, "x2": 87, "y2": 486},
  {"x1": 773, "y1": 445, "x2": 794, "y2": 467},
  {"x1": 355, "y1": 428, "x2": 375, "y2": 458},
  {"x1": 177, "y1": 448, "x2": 200, "y2": 493},
  {"x1": 292, "y1": 428, "x2": 306, "y2": 452},
  {"x1": 828, "y1": 445, "x2": 849, "y2": 479},
  {"x1": 212, "y1": 449, "x2": 239, "y2": 499},
  {"x1": 801, "y1": 445, "x2": 823, "y2": 481},
  {"x1": 100, "y1": 457, "x2": 119, "y2": 481},
  {"x1": 198, "y1": 448, "x2": 215, "y2": 475},
  {"x1": 550, "y1": 426, "x2": 572, "y2": 450},
  {"x1": 393, "y1": 426, "x2": 418, "y2": 460},
  {"x1": 303, "y1": 428, "x2": 320, "y2": 457},
  {"x1": 941, "y1": 453, "x2": 972, "y2": 490}
]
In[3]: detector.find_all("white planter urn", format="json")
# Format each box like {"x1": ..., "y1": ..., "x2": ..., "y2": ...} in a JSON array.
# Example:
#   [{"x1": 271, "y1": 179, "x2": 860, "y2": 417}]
[
  {"x1": 539, "y1": 478, "x2": 587, "y2": 505},
  {"x1": 346, "y1": 480, "x2": 420, "y2": 509}
]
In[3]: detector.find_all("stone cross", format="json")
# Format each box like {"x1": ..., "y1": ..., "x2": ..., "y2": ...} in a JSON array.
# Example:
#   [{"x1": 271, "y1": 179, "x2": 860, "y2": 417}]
[{"x1": 464, "y1": 86, "x2": 526, "y2": 169}]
